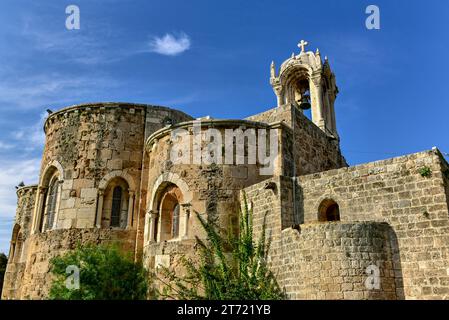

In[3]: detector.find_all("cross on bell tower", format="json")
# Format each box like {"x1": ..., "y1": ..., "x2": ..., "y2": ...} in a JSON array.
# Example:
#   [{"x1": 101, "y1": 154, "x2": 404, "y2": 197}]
[
  {"x1": 298, "y1": 40, "x2": 308, "y2": 53},
  {"x1": 270, "y1": 40, "x2": 340, "y2": 140}
]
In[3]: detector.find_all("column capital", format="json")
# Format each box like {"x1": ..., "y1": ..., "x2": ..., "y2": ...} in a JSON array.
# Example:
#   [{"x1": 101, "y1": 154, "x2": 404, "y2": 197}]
[
  {"x1": 181, "y1": 203, "x2": 192, "y2": 216},
  {"x1": 181, "y1": 203, "x2": 192, "y2": 211},
  {"x1": 149, "y1": 210, "x2": 159, "y2": 219},
  {"x1": 310, "y1": 74, "x2": 323, "y2": 87},
  {"x1": 38, "y1": 186, "x2": 48, "y2": 194}
]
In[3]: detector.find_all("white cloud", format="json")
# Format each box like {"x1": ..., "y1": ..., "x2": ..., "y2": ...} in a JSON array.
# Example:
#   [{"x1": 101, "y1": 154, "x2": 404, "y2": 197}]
[
  {"x1": 0, "y1": 158, "x2": 40, "y2": 218},
  {"x1": 149, "y1": 33, "x2": 191, "y2": 56},
  {"x1": 12, "y1": 112, "x2": 47, "y2": 149},
  {"x1": 0, "y1": 141, "x2": 13, "y2": 150}
]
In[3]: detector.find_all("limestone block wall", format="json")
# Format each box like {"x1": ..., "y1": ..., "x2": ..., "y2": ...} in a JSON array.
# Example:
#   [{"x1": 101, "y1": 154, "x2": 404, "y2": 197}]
[
  {"x1": 279, "y1": 222, "x2": 399, "y2": 300},
  {"x1": 17, "y1": 228, "x2": 136, "y2": 299},
  {"x1": 441, "y1": 155, "x2": 449, "y2": 211},
  {"x1": 40, "y1": 103, "x2": 148, "y2": 230},
  {"x1": 246, "y1": 104, "x2": 347, "y2": 176},
  {"x1": 134, "y1": 107, "x2": 193, "y2": 260},
  {"x1": 1, "y1": 185, "x2": 37, "y2": 299},
  {"x1": 14, "y1": 186, "x2": 37, "y2": 240},
  {"x1": 243, "y1": 179, "x2": 400, "y2": 300},
  {"x1": 36, "y1": 102, "x2": 192, "y2": 232},
  {"x1": 292, "y1": 106, "x2": 346, "y2": 175},
  {"x1": 295, "y1": 149, "x2": 449, "y2": 299},
  {"x1": 3, "y1": 103, "x2": 193, "y2": 299},
  {"x1": 142, "y1": 120, "x2": 280, "y2": 273}
]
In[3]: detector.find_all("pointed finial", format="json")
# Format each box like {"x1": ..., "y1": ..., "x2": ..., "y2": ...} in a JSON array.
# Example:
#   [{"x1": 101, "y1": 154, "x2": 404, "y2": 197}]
[
  {"x1": 291, "y1": 52, "x2": 295, "y2": 58},
  {"x1": 270, "y1": 61, "x2": 276, "y2": 78},
  {"x1": 298, "y1": 40, "x2": 309, "y2": 53},
  {"x1": 316, "y1": 48, "x2": 320, "y2": 55}
]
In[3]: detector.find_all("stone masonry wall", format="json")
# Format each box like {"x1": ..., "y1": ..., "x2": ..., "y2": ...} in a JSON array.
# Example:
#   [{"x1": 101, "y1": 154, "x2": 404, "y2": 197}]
[
  {"x1": 14, "y1": 186, "x2": 37, "y2": 240},
  {"x1": 296, "y1": 149, "x2": 449, "y2": 299},
  {"x1": 246, "y1": 104, "x2": 347, "y2": 177},
  {"x1": 243, "y1": 178, "x2": 399, "y2": 300},
  {"x1": 1, "y1": 186, "x2": 37, "y2": 299},
  {"x1": 142, "y1": 120, "x2": 276, "y2": 274},
  {"x1": 135, "y1": 107, "x2": 193, "y2": 261},
  {"x1": 42, "y1": 103, "x2": 147, "y2": 229},
  {"x1": 279, "y1": 222, "x2": 398, "y2": 300},
  {"x1": 18, "y1": 228, "x2": 136, "y2": 299},
  {"x1": 3, "y1": 103, "x2": 192, "y2": 299}
]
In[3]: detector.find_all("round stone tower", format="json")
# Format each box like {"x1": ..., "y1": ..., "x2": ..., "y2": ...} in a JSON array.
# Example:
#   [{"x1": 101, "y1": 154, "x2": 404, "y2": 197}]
[
  {"x1": 142, "y1": 118, "x2": 283, "y2": 275},
  {"x1": 4, "y1": 102, "x2": 192, "y2": 299}
]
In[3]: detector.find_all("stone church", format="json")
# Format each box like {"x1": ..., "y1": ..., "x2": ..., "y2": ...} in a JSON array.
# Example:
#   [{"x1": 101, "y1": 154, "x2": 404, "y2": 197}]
[{"x1": 2, "y1": 41, "x2": 449, "y2": 300}]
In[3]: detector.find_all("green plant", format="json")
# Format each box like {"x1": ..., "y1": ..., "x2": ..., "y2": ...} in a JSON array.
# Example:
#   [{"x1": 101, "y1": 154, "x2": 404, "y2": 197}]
[
  {"x1": 418, "y1": 166, "x2": 432, "y2": 178},
  {"x1": 0, "y1": 252, "x2": 8, "y2": 295},
  {"x1": 158, "y1": 193, "x2": 285, "y2": 300},
  {"x1": 49, "y1": 243, "x2": 153, "y2": 300}
]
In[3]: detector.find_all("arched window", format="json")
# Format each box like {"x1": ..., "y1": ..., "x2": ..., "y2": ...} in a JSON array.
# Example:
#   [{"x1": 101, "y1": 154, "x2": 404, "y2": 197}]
[
  {"x1": 101, "y1": 178, "x2": 129, "y2": 229},
  {"x1": 110, "y1": 186, "x2": 123, "y2": 227},
  {"x1": 36, "y1": 164, "x2": 62, "y2": 233},
  {"x1": 318, "y1": 199, "x2": 340, "y2": 222},
  {"x1": 9, "y1": 224, "x2": 21, "y2": 263},
  {"x1": 158, "y1": 184, "x2": 183, "y2": 241},
  {"x1": 14, "y1": 232, "x2": 23, "y2": 263},
  {"x1": 45, "y1": 178, "x2": 59, "y2": 230}
]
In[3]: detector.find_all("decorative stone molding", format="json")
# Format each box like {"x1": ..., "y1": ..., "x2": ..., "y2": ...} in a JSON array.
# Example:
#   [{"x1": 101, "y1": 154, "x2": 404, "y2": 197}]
[
  {"x1": 98, "y1": 170, "x2": 137, "y2": 192},
  {"x1": 148, "y1": 172, "x2": 192, "y2": 212}
]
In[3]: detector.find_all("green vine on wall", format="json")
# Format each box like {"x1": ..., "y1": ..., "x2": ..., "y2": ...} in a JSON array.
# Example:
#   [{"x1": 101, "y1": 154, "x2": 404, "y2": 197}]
[{"x1": 418, "y1": 166, "x2": 432, "y2": 178}]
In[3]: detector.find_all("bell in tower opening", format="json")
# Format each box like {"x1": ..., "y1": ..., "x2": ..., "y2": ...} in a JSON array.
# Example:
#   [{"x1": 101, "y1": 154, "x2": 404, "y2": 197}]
[
  {"x1": 270, "y1": 40, "x2": 339, "y2": 140},
  {"x1": 295, "y1": 79, "x2": 311, "y2": 110}
]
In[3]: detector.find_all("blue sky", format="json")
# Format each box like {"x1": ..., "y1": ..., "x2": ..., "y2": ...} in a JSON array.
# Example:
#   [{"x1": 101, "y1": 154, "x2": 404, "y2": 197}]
[{"x1": 0, "y1": 0, "x2": 448, "y2": 254}]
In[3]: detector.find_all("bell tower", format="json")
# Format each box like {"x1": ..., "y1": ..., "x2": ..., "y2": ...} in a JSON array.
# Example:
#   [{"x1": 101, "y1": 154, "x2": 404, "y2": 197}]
[{"x1": 270, "y1": 40, "x2": 339, "y2": 139}]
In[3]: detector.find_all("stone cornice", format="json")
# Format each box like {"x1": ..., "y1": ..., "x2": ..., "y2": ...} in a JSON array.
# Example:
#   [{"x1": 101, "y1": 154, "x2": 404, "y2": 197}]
[
  {"x1": 43, "y1": 102, "x2": 193, "y2": 133},
  {"x1": 145, "y1": 118, "x2": 289, "y2": 151}
]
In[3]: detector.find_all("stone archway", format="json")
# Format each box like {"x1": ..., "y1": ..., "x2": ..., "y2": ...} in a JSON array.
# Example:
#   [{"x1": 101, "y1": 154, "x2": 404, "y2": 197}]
[
  {"x1": 96, "y1": 171, "x2": 137, "y2": 229},
  {"x1": 145, "y1": 173, "x2": 192, "y2": 244},
  {"x1": 32, "y1": 161, "x2": 64, "y2": 234},
  {"x1": 149, "y1": 173, "x2": 192, "y2": 212},
  {"x1": 318, "y1": 199, "x2": 340, "y2": 222},
  {"x1": 158, "y1": 185, "x2": 183, "y2": 241}
]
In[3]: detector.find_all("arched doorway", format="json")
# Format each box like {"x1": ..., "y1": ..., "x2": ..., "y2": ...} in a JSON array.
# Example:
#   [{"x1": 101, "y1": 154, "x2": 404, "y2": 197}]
[{"x1": 318, "y1": 199, "x2": 340, "y2": 222}]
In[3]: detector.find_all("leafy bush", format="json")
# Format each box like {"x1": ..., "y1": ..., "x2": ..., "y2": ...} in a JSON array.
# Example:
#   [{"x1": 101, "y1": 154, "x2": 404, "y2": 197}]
[
  {"x1": 418, "y1": 166, "x2": 432, "y2": 178},
  {"x1": 0, "y1": 252, "x2": 8, "y2": 295},
  {"x1": 159, "y1": 193, "x2": 285, "y2": 300},
  {"x1": 49, "y1": 243, "x2": 152, "y2": 300}
]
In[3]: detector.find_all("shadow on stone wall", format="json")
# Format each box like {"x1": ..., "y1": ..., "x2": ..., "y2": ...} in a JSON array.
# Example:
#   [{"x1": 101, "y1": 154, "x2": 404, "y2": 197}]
[
  {"x1": 387, "y1": 226, "x2": 405, "y2": 300},
  {"x1": 294, "y1": 179, "x2": 304, "y2": 225}
]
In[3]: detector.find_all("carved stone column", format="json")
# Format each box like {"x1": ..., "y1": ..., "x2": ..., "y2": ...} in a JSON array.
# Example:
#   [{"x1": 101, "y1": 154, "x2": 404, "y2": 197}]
[
  {"x1": 127, "y1": 191, "x2": 135, "y2": 229},
  {"x1": 148, "y1": 210, "x2": 159, "y2": 243},
  {"x1": 52, "y1": 179, "x2": 64, "y2": 230},
  {"x1": 311, "y1": 75, "x2": 326, "y2": 130},
  {"x1": 181, "y1": 203, "x2": 191, "y2": 239},
  {"x1": 95, "y1": 189, "x2": 104, "y2": 228},
  {"x1": 31, "y1": 187, "x2": 47, "y2": 234}
]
